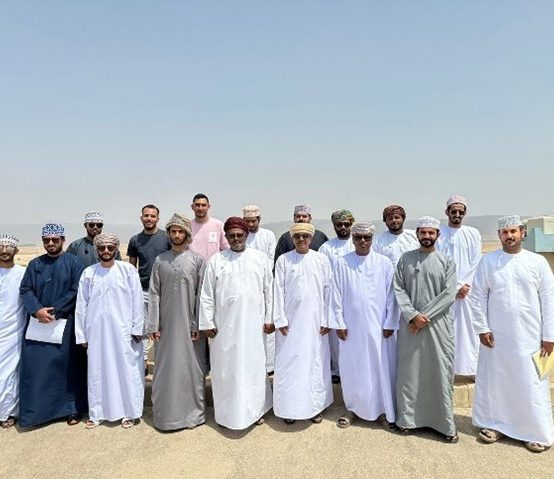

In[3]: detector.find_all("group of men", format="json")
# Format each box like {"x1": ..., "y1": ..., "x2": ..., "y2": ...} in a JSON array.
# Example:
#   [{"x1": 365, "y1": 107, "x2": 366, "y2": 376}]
[{"x1": 0, "y1": 194, "x2": 552, "y2": 454}]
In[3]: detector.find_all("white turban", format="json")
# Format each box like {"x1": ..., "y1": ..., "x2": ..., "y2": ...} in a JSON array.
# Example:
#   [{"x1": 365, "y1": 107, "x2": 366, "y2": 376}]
[
  {"x1": 417, "y1": 216, "x2": 441, "y2": 230},
  {"x1": 497, "y1": 215, "x2": 523, "y2": 231}
]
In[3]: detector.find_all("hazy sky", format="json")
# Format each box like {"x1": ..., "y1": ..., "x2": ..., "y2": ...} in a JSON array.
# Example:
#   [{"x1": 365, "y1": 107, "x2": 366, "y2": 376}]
[{"x1": 2, "y1": 1, "x2": 552, "y2": 226}]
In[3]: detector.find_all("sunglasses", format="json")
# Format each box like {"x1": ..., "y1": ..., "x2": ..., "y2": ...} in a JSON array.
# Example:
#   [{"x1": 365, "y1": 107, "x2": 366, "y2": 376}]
[
  {"x1": 226, "y1": 233, "x2": 246, "y2": 240},
  {"x1": 97, "y1": 245, "x2": 116, "y2": 252},
  {"x1": 292, "y1": 234, "x2": 311, "y2": 240},
  {"x1": 42, "y1": 237, "x2": 62, "y2": 244},
  {"x1": 353, "y1": 235, "x2": 372, "y2": 242},
  {"x1": 87, "y1": 223, "x2": 104, "y2": 228}
]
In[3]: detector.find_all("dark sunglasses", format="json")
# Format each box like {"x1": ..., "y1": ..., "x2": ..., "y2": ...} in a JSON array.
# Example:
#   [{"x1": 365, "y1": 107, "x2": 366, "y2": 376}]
[
  {"x1": 292, "y1": 234, "x2": 311, "y2": 240},
  {"x1": 87, "y1": 223, "x2": 104, "y2": 228},
  {"x1": 353, "y1": 235, "x2": 372, "y2": 242},
  {"x1": 97, "y1": 245, "x2": 116, "y2": 252},
  {"x1": 226, "y1": 233, "x2": 246, "y2": 240},
  {"x1": 42, "y1": 237, "x2": 62, "y2": 244}
]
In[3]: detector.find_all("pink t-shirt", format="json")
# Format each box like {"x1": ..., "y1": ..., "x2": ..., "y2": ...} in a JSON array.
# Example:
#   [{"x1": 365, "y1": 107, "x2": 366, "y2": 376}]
[{"x1": 190, "y1": 217, "x2": 229, "y2": 261}]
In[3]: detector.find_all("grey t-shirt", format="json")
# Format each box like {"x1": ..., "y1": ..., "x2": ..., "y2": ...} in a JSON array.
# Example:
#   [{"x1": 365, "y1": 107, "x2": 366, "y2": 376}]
[{"x1": 127, "y1": 230, "x2": 171, "y2": 289}]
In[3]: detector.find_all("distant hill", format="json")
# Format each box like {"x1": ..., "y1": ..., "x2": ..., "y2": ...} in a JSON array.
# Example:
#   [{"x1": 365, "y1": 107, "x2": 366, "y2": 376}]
[{"x1": 0, "y1": 215, "x2": 527, "y2": 245}]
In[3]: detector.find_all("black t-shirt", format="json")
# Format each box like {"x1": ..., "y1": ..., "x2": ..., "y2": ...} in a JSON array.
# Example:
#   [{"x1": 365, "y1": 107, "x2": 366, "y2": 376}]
[{"x1": 127, "y1": 230, "x2": 171, "y2": 289}]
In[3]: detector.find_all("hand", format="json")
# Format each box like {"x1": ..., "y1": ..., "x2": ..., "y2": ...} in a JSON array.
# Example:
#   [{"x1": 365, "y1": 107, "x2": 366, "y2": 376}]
[
  {"x1": 204, "y1": 328, "x2": 217, "y2": 339},
  {"x1": 35, "y1": 307, "x2": 55, "y2": 323},
  {"x1": 383, "y1": 329, "x2": 394, "y2": 339},
  {"x1": 540, "y1": 340, "x2": 554, "y2": 357},
  {"x1": 191, "y1": 331, "x2": 199, "y2": 341},
  {"x1": 479, "y1": 332, "x2": 494, "y2": 348},
  {"x1": 278, "y1": 326, "x2": 289, "y2": 336},
  {"x1": 320, "y1": 326, "x2": 330, "y2": 336},
  {"x1": 336, "y1": 329, "x2": 348, "y2": 341},
  {"x1": 263, "y1": 323, "x2": 276, "y2": 334},
  {"x1": 409, "y1": 314, "x2": 429, "y2": 334},
  {"x1": 456, "y1": 284, "x2": 471, "y2": 299},
  {"x1": 149, "y1": 332, "x2": 161, "y2": 342}
]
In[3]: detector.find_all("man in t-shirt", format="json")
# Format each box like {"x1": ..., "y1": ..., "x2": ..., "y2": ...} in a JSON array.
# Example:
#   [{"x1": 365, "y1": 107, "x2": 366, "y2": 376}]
[
  {"x1": 127, "y1": 204, "x2": 171, "y2": 373},
  {"x1": 189, "y1": 193, "x2": 229, "y2": 261}
]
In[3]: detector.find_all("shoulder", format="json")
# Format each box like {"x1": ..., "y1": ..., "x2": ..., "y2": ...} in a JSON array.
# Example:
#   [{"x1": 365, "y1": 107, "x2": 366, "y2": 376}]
[
  {"x1": 67, "y1": 237, "x2": 84, "y2": 248},
  {"x1": 209, "y1": 217, "x2": 225, "y2": 228},
  {"x1": 259, "y1": 228, "x2": 276, "y2": 239},
  {"x1": 62, "y1": 252, "x2": 84, "y2": 267}
]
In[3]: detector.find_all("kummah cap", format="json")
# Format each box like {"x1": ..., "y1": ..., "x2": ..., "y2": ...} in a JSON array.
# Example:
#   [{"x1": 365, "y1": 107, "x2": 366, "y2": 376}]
[
  {"x1": 165, "y1": 213, "x2": 192, "y2": 238},
  {"x1": 224, "y1": 216, "x2": 249, "y2": 234},
  {"x1": 294, "y1": 204, "x2": 312, "y2": 216},
  {"x1": 351, "y1": 222, "x2": 376, "y2": 236},
  {"x1": 331, "y1": 209, "x2": 355, "y2": 224},
  {"x1": 497, "y1": 215, "x2": 523, "y2": 231},
  {"x1": 382, "y1": 205, "x2": 406, "y2": 221},
  {"x1": 290, "y1": 223, "x2": 315, "y2": 236},
  {"x1": 446, "y1": 195, "x2": 467, "y2": 208},
  {"x1": 84, "y1": 211, "x2": 104, "y2": 223},
  {"x1": 93, "y1": 233, "x2": 120, "y2": 249},
  {"x1": 416, "y1": 216, "x2": 441, "y2": 230},
  {"x1": 42, "y1": 223, "x2": 65, "y2": 237},
  {"x1": 0, "y1": 234, "x2": 20, "y2": 248},
  {"x1": 243, "y1": 205, "x2": 261, "y2": 218}
]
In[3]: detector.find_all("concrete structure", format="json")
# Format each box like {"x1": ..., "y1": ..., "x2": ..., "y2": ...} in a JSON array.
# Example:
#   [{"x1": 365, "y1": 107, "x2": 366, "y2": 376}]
[{"x1": 523, "y1": 216, "x2": 554, "y2": 271}]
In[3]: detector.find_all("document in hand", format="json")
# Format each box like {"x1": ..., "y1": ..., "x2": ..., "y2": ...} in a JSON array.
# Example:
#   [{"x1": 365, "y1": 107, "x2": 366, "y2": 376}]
[
  {"x1": 25, "y1": 317, "x2": 67, "y2": 344},
  {"x1": 532, "y1": 350, "x2": 554, "y2": 379}
]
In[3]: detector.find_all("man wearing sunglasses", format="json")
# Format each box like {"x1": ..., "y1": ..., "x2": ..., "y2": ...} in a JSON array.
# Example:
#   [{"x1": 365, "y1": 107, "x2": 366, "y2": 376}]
[
  {"x1": 436, "y1": 195, "x2": 482, "y2": 377},
  {"x1": 19, "y1": 223, "x2": 87, "y2": 427},
  {"x1": 66, "y1": 211, "x2": 121, "y2": 267},
  {"x1": 75, "y1": 233, "x2": 144, "y2": 430}
]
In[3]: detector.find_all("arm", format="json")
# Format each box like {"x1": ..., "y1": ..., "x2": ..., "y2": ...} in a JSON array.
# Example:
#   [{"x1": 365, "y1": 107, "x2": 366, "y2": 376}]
[
  {"x1": 198, "y1": 259, "x2": 217, "y2": 331},
  {"x1": 320, "y1": 256, "x2": 332, "y2": 330},
  {"x1": 382, "y1": 260, "x2": 400, "y2": 331},
  {"x1": 272, "y1": 256, "x2": 288, "y2": 329},
  {"x1": 130, "y1": 267, "x2": 144, "y2": 336},
  {"x1": 459, "y1": 231, "x2": 482, "y2": 287},
  {"x1": 19, "y1": 262, "x2": 44, "y2": 316},
  {"x1": 393, "y1": 257, "x2": 420, "y2": 323},
  {"x1": 52, "y1": 257, "x2": 85, "y2": 317},
  {"x1": 263, "y1": 257, "x2": 274, "y2": 325},
  {"x1": 470, "y1": 258, "x2": 490, "y2": 335},
  {"x1": 127, "y1": 238, "x2": 138, "y2": 267},
  {"x1": 74, "y1": 273, "x2": 89, "y2": 344},
  {"x1": 192, "y1": 256, "x2": 207, "y2": 334},
  {"x1": 420, "y1": 258, "x2": 457, "y2": 320},
  {"x1": 538, "y1": 257, "x2": 554, "y2": 342},
  {"x1": 267, "y1": 232, "x2": 277, "y2": 262},
  {"x1": 328, "y1": 263, "x2": 346, "y2": 330},
  {"x1": 145, "y1": 259, "x2": 161, "y2": 335}
]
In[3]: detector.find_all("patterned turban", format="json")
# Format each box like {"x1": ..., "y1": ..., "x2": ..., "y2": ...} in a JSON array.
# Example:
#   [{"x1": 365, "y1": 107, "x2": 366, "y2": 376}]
[
  {"x1": 166, "y1": 213, "x2": 192, "y2": 238},
  {"x1": 290, "y1": 223, "x2": 315, "y2": 236},
  {"x1": 84, "y1": 211, "x2": 104, "y2": 223},
  {"x1": 294, "y1": 204, "x2": 312, "y2": 216},
  {"x1": 331, "y1": 209, "x2": 355, "y2": 224},
  {"x1": 497, "y1": 215, "x2": 523, "y2": 231},
  {"x1": 382, "y1": 205, "x2": 406, "y2": 221},
  {"x1": 224, "y1": 217, "x2": 249, "y2": 234},
  {"x1": 0, "y1": 234, "x2": 20, "y2": 248},
  {"x1": 243, "y1": 205, "x2": 261, "y2": 218},
  {"x1": 446, "y1": 195, "x2": 467, "y2": 209},
  {"x1": 351, "y1": 222, "x2": 376, "y2": 236},
  {"x1": 93, "y1": 233, "x2": 120, "y2": 248},
  {"x1": 42, "y1": 223, "x2": 65, "y2": 237},
  {"x1": 416, "y1": 216, "x2": 441, "y2": 230}
]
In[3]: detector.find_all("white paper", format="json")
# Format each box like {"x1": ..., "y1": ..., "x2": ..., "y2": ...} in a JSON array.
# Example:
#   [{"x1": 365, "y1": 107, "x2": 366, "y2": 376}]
[{"x1": 25, "y1": 317, "x2": 67, "y2": 344}]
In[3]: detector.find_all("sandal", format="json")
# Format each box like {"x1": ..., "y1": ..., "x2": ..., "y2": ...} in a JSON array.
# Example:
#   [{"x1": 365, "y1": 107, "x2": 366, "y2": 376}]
[
  {"x1": 310, "y1": 414, "x2": 323, "y2": 424},
  {"x1": 337, "y1": 411, "x2": 356, "y2": 429},
  {"x1": 284, "y1": 419, "x2": 296, "y2": 425},
  {"x1": 478, "y1": 428, "x2": 504, "y2": 444},
  {"x1": 525, "y1": 442, "x2": 547, "y2": 453},
  {"x1": 377, "y1": 415, "x2": 397, "y2": 431},
  {"x1": 85, "y1": 419, "x2": 101, "y2": 429},
  {"x1": 121, "y1": 418, "x2": 135, "y2": 429},
  {"x1": 255, "y1": 417, "x2": 265, "y2": 425},
  {"x1": 444, "y1": 433, "x2": 459, "y2": 444},
  {"x1": 1, "y1": 416, "x2": 16, "y2": 428},
  {"x1": 66, "y1": 415, "x2": 81, "y2": 426},
  {"x1": 396, "y1": 427, "x2": 412, "y2": 435}
]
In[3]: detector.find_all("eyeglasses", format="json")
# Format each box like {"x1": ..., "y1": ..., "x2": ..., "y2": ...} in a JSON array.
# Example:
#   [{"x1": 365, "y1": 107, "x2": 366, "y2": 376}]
[
  {"x1": 226, "y1": 233, "x2": 246, "y2": 240},
  {"x1": 292, "y1": 234, "x2": 311, "y2": 240},
  {"x1": 97, "y1": 245, "x2": 116, "y2": 252},
  {"x1": 42, "y1": 237, "x2": 62, "y2": 244},
  {"x1": 353, "y1": 235, "x2": 372, "y2": 242},
  {"x1": 87, "y1": 223, "x2": 104, "y2": 228}
]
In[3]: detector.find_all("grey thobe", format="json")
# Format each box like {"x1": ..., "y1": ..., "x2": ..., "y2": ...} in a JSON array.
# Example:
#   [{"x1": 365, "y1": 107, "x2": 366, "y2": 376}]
[
  {"x1": 393, "y1": 250, "x2": 457, "y2": 436},
  {"x1": 146, "y1": 250, "x2": 207, "y2": 431}
]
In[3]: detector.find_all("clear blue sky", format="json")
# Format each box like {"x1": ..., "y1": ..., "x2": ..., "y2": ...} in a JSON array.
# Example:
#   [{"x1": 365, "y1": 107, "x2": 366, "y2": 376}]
[{"x1": 1, "y1": 1, "x2": 552, "y2": 226}]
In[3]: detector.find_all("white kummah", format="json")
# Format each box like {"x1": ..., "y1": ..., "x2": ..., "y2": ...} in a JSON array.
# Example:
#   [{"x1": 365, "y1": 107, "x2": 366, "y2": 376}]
[
  {"x1": 471, "y1": 249, "x2": 554, "y2": 446},
  {"x1": 0, "y1": 265, "x2": 26, "y2": 421},
  {"x1": 437, "y1": 224, "x2": 482, "y2": 375},
  {"x1": 273, "y1": 250, "x2": 334, "y2": 419},
  {"x1": 199, "y1": 248, "x2": 273, "y2": 430},
  {"x1": 497, "y1": 215, "x2": 523, "y2": 230},
  {"x1": 329, "y1": 251, "x2": 397, "y2": 422},
  {"x1": 416, "y1": 216, "x2": 441, "y2": 230},
  {"x1": 75, "y1": 261, "x2": 145, "y2": 423}
]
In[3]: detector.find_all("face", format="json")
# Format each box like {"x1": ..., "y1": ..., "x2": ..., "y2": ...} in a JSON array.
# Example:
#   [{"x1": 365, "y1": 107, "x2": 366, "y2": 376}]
[
  {"x1": 292, "y1": 232, "x2": 312, "y2": 254},
  {"x1": 141, "y1": 208, "x2": 159, "y2": 231},
  {"x1": 168, "y1": 225, "x2": 188, "y2": 246},
  {"x1": 385, "y1": 213, "x2": 405, "y2": 233},
  {"x1": 85, "y1": 221, "x2": 103, "y2": 238},
  {"x1": 244, "y1": 216, "x2": 260, "y2": 233},
  {"x1": 446, "y1": 203, "x2": 466, "y2": 226},
  {"x1": 293, "y1": 212, "x2": 311, "y2": 224},
  {"x1": 0, "y1": 244, "x2": 18, "y2": 263},
  {"x1": 225, "y1": 227, "x2": 247, "y2": 252},
  {"x1": 333, "y1": 220, "x2": 352, "y2": 239},
  {"x1": 416, "y1": 228, "x2": 439, "y2": 248},
  {"x1": 498, "y1": 226, "x2": 524, "y2": 253},
  {"x1": 352, "y1": 233, "x2": 373, "y2": 255},
  {"x1": 42, "y1": 236, "x2": 65, "y2": 256},
  {"x1": 191, "y1": 198, "x2": 210, "y2": 219},
  {"x1": 96, "y1": 244, "x2": 117, "y2": 262}
]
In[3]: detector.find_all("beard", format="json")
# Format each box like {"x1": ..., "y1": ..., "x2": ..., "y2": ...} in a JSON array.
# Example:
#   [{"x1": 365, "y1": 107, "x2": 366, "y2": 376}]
[{"x1": 419, "y1": 237, "x2": 437, "y2": 248}]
